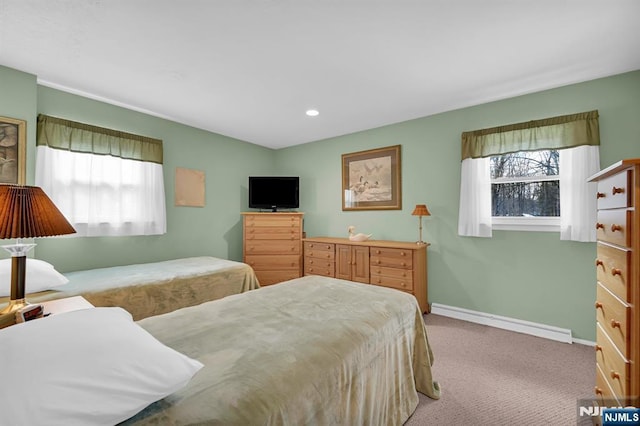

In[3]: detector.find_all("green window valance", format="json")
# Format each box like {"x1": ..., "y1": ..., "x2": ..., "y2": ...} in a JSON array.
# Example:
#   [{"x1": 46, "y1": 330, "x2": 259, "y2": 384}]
[
  {"x1": 461, "y1": 110, "x2": 600, "y2": 160},
  {"x1": 36, "y1": 114, "x2": 163, "y2": 164}
]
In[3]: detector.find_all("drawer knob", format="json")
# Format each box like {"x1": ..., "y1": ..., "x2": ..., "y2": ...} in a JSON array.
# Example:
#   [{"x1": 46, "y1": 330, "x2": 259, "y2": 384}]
[
  {"x1": 595, "y1": 222, "x2": 604, "y2": 230},
  {"x1": 597, "y1": 192, "x2": 606, "y2": 199},
  {"x1": 594, "y1": 386, "x2": 603, "y2": 395},
  {"x1": 611, "y1": 268, "x2": 622, "y2": 277},
  {"x1": 595, "y1": 344, "x2": 602, "y2": 352},
  {"x1": 611, "y1": 224, "x2": 622, "y2": 232},
  {"x1": 326, "y1": 254, "x2": 331, "y2": 258},
  {"x1": 376, "y1": 250, "x2": 381, "y2": 254},
  {"x1": 595, "y1": 301, "x2": 603, "y2": 310},
  {"x1": 309, "y1": 244, "x2": 314, "y2": 248},
  {"x1": 308, "y1": 268, "x2": 314, "y2": 272},
  {"x1": 325, "y1": 245, "x2": 331, "y2": 249},
  {"x1": 610, "y1": 371, "x2": 620, "y2": 380},
  {"x1": 595, "y1": 259, "x2": 604, "y2": 268},
  {"x1": 612, "y1": 186, "x2": 624, "y2": 195},
  {"x1": 400, "y1": 252, "x2": 406, "y2": 256},
  {"x1": 309, "y1": 260, "x2": 314, "y2": 264},
  {"x1": 611, "y1": 319, "x2": 621, "y2": 329},
  {"x1": 400, "y1": 282, "x2": 406, "y2": 287}
]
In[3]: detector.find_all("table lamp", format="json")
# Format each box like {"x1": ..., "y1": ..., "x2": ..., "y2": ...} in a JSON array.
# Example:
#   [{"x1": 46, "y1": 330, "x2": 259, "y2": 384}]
[
  {"x1": 411, "y1": 204, "x2": 431, "y2": 245},
  {"x1": 0, "y1": 185, "x2": 76, "y2": 315}
]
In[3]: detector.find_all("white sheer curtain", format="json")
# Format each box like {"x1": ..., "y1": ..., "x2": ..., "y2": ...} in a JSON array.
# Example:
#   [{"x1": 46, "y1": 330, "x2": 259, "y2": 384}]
[
  {"x1": 457, "y1": 146, "x2": 600, "y2": 241},
  {"x1": 458, "y1": 157, "x2": 492, "y2": 237},
  {"x1": 35, "y1": 146, "x2": 166, "y2": 237},
  {"x1": 559, "y1": 145, "x2": 600, "y2": 242}
]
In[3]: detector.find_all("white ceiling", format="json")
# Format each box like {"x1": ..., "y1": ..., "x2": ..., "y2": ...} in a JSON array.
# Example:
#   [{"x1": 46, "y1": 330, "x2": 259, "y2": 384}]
[{"x1": 1, "y1": 1, "x2": 639, "y2": 149}]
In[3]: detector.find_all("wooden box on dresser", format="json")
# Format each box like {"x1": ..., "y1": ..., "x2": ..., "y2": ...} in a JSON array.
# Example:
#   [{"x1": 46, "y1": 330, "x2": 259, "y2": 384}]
[
  {"x1": 589, "y1": 158, "x2": 640, "y2": 412},
  {"x1": 303, "y1": 237, "x2": 429, "y2": 313},
  {"x1": 242, "y1": 212, "x2": 304, "y2": 286}
]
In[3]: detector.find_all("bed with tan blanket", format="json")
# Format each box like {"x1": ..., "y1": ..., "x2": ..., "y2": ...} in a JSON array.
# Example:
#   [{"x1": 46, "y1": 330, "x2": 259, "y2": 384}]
[
  {"x1": 123, "y1": 275, "x2": 441, "y2": 425},
  {"x1": 0, "y1": 274, "x2": 440, "y2": 425},
  {"x1": 1, "y1": 256, "x2": 260, "y2": 320}
]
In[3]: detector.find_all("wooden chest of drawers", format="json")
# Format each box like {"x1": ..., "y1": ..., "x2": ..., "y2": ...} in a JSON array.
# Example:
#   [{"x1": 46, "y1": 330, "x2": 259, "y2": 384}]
[
  {"x1": 242, "y1": 212, "x2": 304, "y2": 286},
  {"x1": 303, "y1": 237, "x2": 429, "y2": 313},
  {"x1": 589, "y1": 158, "x2": 640, "y2": 408}
]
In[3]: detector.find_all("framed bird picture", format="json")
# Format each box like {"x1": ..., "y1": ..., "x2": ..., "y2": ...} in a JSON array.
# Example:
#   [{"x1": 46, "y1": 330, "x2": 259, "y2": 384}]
[
  {"x1": 0, "y1": 116, "x2": 26, "y2": 185},
  {"x1": 341, "y1": 144, "x2": 401, "y2": 211}
]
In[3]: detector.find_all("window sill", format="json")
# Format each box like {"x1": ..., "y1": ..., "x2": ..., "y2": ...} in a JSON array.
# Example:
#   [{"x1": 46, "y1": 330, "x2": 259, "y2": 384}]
[{"x1": 492, "y1": 217, "x2": 560, "y2": 233}]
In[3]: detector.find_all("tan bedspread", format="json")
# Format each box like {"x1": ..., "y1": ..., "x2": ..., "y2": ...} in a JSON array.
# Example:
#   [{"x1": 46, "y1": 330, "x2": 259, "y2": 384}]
[
  {"x1": 123, "y1": 275, "x2": 441, "y2": 426},
  {"x1": 0, "y1": 257, "x2": 260, "y2": 320}
]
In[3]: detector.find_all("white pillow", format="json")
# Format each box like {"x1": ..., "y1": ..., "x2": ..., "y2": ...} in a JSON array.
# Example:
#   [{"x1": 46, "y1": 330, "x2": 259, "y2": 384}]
[
  {"x1": 0, "y1": 307, "x2": 204, "y2": 426},
  {"x1": 0, "y1": 257, "x2": 69, "y2": 296}
]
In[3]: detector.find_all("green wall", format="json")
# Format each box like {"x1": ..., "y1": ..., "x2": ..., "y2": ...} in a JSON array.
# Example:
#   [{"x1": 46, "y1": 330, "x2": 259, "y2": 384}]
[
  {"x1": 1, "y1": 65, "x2": 276, "y2": 271},
  {"x1": 2, "y1": 63, "x2": 639, "y2": 341},
  {"x1": 276, "y1": 71, "x2": 640, "y2": 341}
]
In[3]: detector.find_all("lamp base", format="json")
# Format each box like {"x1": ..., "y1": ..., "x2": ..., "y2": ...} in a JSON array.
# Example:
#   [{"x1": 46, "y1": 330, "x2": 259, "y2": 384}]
[
  {"x1": 0, "y1": 298, "x2": 28, "y2": 315},
  {"x1": 416, "y1": 241, "x2": 426, "y2": 245}
]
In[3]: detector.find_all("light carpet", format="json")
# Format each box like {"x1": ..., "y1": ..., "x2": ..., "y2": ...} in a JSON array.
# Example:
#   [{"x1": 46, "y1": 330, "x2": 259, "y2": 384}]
[{"x1": 406, "y1": 314, "x2": 595, "y2": 426}]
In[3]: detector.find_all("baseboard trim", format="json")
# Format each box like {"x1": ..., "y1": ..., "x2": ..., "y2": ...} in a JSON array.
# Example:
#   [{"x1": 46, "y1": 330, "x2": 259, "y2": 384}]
[{"x1": 430, "y1": 303, "x2": 577, "y2": 344}]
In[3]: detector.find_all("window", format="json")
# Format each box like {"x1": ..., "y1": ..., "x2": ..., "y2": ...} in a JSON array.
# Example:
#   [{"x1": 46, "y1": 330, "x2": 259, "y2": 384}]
[
  {"x1": 490, "y1": 150, "x2": 560, "y2": 231},
  {"x1": 35, "y1": 115, "x2": 166, "y2": 237},
  {"x1": 458, "y1": 111, "x2": 600, "y2": 241}
]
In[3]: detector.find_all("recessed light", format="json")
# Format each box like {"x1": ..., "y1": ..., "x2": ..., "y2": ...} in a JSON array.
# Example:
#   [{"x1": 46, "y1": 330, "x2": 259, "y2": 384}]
[{"x1": 306, "y1": 109, "x2": 319, "y2": 117}]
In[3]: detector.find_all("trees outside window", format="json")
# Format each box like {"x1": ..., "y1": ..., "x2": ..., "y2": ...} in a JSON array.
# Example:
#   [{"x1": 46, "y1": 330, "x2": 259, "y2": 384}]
[{"x1": 490, "y1": 150, "x2": 559, "y2": 218}]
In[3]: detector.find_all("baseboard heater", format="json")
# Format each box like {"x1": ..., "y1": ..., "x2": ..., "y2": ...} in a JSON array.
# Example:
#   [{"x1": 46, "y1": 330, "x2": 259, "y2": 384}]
[{"x1": 430, "y1": 303, "x2": 581, "y2": 344}]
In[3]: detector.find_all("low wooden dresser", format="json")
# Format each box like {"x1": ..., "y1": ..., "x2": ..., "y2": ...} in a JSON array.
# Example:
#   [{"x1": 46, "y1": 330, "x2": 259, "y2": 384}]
[
  {"x1": 589, "y1": 158, "x2": 640, "y2": 409},
  {"x1": 242, "y1": 212, "x2": 304, "y2": 286},
  {"x1": 303, "y1": 237, "x2": 429, "y2": 313}
]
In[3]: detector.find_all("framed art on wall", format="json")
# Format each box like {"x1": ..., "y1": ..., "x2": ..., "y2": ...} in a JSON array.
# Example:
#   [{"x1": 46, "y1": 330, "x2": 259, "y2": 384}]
[
  {"x1": 342, "y1": 144, "x2": 401, "y2": 211},
  {"x1": 175, "y1": 167, "x2": 205, "y2": 207},
  {"x1": 0, "y1": 116, "x2": 26, "y2": 185}
]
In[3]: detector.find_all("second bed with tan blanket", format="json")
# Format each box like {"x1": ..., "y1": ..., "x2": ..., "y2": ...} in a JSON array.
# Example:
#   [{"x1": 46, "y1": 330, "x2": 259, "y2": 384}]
[
  {"x1": 122, "y1": 275, "x2": 441, "y2": 425},
  {"x1": 9, "y1": 256, "x2": 260, "y2": 320}
]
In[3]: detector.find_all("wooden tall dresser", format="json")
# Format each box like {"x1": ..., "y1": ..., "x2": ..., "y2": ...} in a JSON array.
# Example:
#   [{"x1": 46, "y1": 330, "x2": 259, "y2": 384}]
[
  {"x1": 589, "y1": 158, "x2": 640, "y2": 408},
  {"x1": 242, "y1": 212, "x2": 304, "y2": 286}
]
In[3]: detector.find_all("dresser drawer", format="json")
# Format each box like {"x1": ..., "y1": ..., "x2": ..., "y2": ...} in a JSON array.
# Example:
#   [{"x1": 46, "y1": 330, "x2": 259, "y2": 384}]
[
  {"x1": 596, "y1": 282, "x2": 630, "y2": 357},
  {"x1": 245, "y1": 240, "x2": 301, "y2": 255},
  {"x1": 596, "y1": 243, "x2": 631, "y2": 302},
  {"x1": 371, "y1": 265, "x2": 412, "y2": 281},
  {"x1": 596, "y1": 363, "x2": 620, "y2": 406},
  {"x1": 596, "y1": 323, "x2": 630, "y2": 401},
  {"x1": 244, "y1": 215, "x2": 301, "y2": 228},
  {"x1": 596, "y1": 170, "x2": 632, "y2": 210},
  {"x1": 370, "y1": 247, "x2": 413, "y2": 269},
  {"x1": 596, "y1": 209, "x2": 631, "y2": 247},
  {"x1": 370, "y1": 268, "x2": 413, "y2": 292},
  {"x1": 304, "y1": 258, "x2": 334, "y2": 277},
  {"x1": 245, "y1": 227, "x2": 301, "y2": 240},
  {"x1": 256, "y1": 270, "x2": 301, "y2": 286},
  {"x1": 245, "y1": 254, "x2": 300, "y2": 271},
  {"x1": 303, "y1": 241, "x2": 335, "y2": 252},
  {"x1": 304, "y1": 248, "x2": 335, "y2": 260}
]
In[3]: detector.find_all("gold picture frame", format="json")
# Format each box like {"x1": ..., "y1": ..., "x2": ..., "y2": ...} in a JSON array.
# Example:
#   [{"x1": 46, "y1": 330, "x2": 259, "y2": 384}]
[
  {"x1": 342, "y1": 144, "x2": 401, "y2": 211},
  {"x1": 0, "y1": 116, "x2": 26, "y2": 185}
]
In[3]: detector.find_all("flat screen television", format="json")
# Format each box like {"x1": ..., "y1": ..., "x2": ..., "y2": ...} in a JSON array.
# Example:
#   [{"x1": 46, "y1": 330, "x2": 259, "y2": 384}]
[{"x1": 248, "y1": 176, "x2": 299, "y2": 211}]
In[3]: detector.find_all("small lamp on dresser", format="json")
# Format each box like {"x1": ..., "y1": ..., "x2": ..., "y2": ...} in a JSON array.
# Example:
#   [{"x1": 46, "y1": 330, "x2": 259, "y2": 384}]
[
  {"x1": 0, "y1": 185, "x2": 76, "y2": 315},
  {"x1": 411, "y1": 204, "x2": 431, "y2": 245}
]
